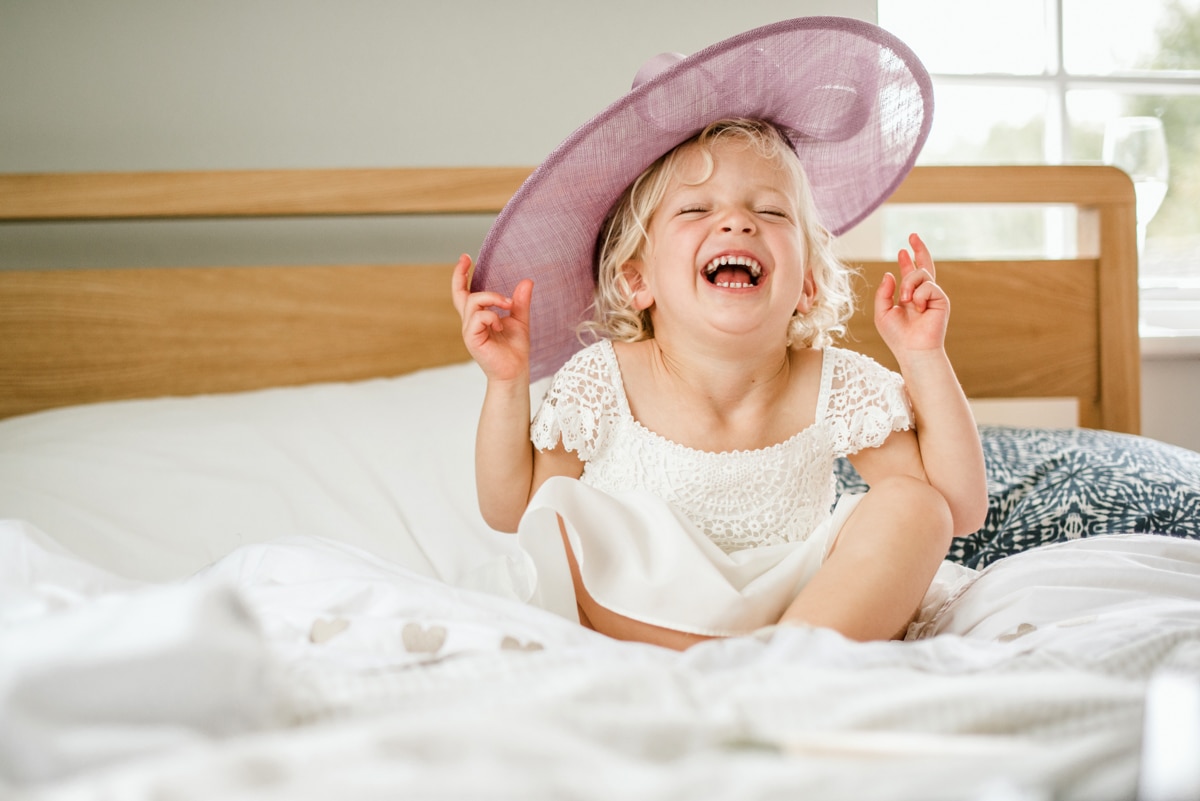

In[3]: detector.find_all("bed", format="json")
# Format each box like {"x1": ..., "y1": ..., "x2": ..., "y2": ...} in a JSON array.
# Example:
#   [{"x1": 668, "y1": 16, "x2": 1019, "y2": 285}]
[{"x1": 2, "y1": 165, "x2": 1199, "y2": 801}]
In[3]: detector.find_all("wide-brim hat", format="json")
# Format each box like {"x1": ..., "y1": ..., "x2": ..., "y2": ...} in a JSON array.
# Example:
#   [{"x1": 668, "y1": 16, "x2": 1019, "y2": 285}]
[{"x1": 473, "y1": 16, "x2": 933, "y2": 381}]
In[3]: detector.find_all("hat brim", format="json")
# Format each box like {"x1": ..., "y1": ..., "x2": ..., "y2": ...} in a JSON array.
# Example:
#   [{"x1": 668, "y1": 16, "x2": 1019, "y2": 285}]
[{"x1": 473, "y1": 16, "x2": 933, "y2": 381}]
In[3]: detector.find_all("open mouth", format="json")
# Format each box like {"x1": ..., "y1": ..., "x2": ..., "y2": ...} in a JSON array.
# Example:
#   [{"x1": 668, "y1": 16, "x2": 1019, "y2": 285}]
[{"x1": 703, "y1": 255, "x2": 763, "y2": 288}]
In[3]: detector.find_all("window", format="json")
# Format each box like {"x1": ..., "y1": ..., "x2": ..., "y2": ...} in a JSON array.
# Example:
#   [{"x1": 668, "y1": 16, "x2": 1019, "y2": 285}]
[{"x1": 878, "y1": 0, "x2": 1200, "y2": 328}]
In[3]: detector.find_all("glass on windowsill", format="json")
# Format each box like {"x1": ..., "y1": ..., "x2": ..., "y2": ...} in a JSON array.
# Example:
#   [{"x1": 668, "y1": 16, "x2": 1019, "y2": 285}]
[{"x1": 1103, "y1": 116, "x2": 1170, "y2": 254}]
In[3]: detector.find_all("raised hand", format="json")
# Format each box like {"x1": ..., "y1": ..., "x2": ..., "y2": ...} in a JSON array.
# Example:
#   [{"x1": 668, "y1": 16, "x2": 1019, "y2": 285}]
[
  {"x1": 873, "y1": 233, "x2": 949, "y2": 355},
  {"x1": 451, "y1": 254, "x2": 534, "y2": 382}
]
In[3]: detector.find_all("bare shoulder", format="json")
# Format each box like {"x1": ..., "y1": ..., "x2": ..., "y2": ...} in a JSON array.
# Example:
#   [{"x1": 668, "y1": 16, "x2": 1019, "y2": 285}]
[
  {"x1": 787, "y1": 344, "x2": 825, "y2": 376},
  {"x1": 609, "y1": 338, "x2": 652, "y2": 371},
  {"x1": 785, "y1": 345, "x2": 826, "y2": 411},
  {"x1": 608, "y1": 338, "x2": 655, "y2": 398}
]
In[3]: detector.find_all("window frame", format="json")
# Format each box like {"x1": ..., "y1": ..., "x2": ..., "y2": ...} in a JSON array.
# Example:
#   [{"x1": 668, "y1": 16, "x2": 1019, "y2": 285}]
[
  {"x1": 884, "y1": 0, "x2": 1200, "y2": 162},
  {"x1": 878, "y1": 0, "x2": 1200, "y2": 334}
]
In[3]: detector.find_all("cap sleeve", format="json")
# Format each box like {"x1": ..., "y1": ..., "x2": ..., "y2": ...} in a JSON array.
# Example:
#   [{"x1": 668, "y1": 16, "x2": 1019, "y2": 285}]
[
  {"x1": 824, "y1": 348, "x2": 913, "y2": 456},
  {"x1": 529, "y1": 342, "x2": 619, "y2": 459}
]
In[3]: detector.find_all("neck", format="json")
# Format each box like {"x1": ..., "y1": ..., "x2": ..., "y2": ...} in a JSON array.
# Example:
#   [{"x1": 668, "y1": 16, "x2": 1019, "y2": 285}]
[{"x1": 646, "y1": 329, "x2": 792, "y2": 410}]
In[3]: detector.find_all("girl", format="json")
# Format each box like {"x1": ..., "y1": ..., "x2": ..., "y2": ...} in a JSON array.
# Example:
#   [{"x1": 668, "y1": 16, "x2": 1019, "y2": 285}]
[{"x1": 452, "y1": 20, "x2": 988, "y2": 650}]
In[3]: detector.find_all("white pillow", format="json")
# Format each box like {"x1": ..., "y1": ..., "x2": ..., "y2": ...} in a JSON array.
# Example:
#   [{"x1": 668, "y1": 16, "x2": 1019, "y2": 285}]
[{"x1": 0, "y1": 362, "x2": 539, "y2": 592}]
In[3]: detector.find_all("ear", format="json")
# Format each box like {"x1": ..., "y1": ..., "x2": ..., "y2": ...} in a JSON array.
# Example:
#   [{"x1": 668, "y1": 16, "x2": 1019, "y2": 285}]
[
  {"x1": 795, "y1": 271, "x2": 817, "y2": 314},
  {"x1": 621, "y1": 259, "x2": 655, "y2": 311}
]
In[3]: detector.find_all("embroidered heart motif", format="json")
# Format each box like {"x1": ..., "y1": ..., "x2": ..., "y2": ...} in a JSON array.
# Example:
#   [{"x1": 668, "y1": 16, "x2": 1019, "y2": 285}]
[
  {"x1": 402, "y1": 622, "x2": 447, "y2": 654},
  {"x1": 997, "y1": 622, "x2": 1037, "y2": 642},
  {"x1": 309, "y1": 617, "x2": 350, "y2": 644},
  {"x1": 500, "y1": 635, "x2": 544, "y2": 652}
]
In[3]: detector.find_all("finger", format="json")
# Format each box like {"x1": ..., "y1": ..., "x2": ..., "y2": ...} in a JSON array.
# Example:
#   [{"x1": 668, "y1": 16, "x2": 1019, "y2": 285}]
[
  {"x1": 462, "y1": 308, "x2": 503, "y2": 344},
  {"x1": 508, "y1": 278, "x2": 534, "y2": 327},
  {"x1": 897, "y1": 246, "x2": 915, "y2": 280},
  {"x1": 461, "y1": 291, "x2": 513, "y2": 325},
  {"x1": 908, "y1": 233, "x2": 936, "y2": 280},
  {"x1": 911, "y1": 277, "x2": 948, "y2": 313},
  {"x1": 463, "y1": 290, "x2": 513, "y2": 311},
  {"x1": 874, "y1": 272, "x2": 897, "y2": 318},
  {"x1": 907, "y1": 279, "x2": 933, "y2": 312},
  {"x1": 898, "y1": 267, "x2": 934, "y2": 304},
  {"x1": 450, "y1": 254, "x2": 474, "y2": 313}
]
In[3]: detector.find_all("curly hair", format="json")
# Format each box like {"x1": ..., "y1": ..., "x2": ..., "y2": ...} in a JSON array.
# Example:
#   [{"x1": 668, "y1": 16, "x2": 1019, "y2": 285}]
[{"x1": 582, "y1": 118, "x2": 855, "y2": 348}]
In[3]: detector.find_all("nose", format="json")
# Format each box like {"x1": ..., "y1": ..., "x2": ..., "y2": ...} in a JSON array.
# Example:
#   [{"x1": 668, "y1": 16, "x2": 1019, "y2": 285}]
[{"x1": 717, "y1": 207, "x2": 756, "y2": 235}]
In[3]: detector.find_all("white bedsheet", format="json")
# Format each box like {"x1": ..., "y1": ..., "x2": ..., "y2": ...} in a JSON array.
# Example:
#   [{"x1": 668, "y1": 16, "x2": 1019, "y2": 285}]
[{"x1": 4, "y1": 520, "x2": 1200, "y2": 801}]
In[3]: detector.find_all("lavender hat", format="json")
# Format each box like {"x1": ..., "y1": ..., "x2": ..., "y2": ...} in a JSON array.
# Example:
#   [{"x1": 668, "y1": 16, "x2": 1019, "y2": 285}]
[{"x1": 473, "y1": 16, "x2": 933, "y2": 381}]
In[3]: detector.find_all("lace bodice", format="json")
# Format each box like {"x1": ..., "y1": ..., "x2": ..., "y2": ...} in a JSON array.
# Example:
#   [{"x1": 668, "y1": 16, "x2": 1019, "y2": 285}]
[{"x1": 531, "y1": 341, "x2": 912, "y2": 553}]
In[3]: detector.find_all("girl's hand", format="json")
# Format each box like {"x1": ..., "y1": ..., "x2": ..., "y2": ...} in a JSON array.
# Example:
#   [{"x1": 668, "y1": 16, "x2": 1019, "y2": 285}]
[
  {"x1": 451, "y1": 254, "x2": 534, "y2": 382},
  {"x1": 873, "y1": 233, "x2": 949, "y2": 355}
]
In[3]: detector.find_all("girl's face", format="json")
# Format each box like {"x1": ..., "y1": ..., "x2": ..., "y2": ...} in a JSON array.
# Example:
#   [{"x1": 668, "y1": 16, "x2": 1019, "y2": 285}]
[{"x1": 624, "y1": 138, "x2": 815, "y2": 346}]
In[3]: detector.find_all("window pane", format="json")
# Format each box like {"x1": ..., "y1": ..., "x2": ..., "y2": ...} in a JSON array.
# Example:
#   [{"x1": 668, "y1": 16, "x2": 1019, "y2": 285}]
[
  {"x1": 880, "y1": 0, "x2": 1200, "y2": 304},
  {"x1": 919, "y1": 85, "x2": 1047, "y2": 165},
  {"x1": 1064, "y1": 0, "x2": 1200, "y2": 73},
  {"x1": 878, "y1": 0, "x2": 1049, "y2": 75},
  {"x1": 880, "y1": 205, "x2": 1078, "y2": 261},
  {"x1": 1068, "y1": 91, "x2": 1200, "y2": 284}
]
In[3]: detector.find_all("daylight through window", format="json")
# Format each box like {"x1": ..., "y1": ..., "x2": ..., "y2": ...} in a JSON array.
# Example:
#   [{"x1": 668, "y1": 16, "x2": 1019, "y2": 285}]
[{"x1": 878, "y1": 0, "x2": 1200, "y2": 313}]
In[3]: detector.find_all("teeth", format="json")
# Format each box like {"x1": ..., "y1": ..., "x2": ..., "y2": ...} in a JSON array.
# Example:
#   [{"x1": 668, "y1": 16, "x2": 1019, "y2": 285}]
[{"x1": 703, "y1": 255, "x2": 763, "y2": 278}]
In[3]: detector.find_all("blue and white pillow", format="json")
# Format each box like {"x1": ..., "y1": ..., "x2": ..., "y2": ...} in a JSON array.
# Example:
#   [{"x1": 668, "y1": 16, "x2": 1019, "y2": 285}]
[{"x1": 834, "y1": 426, "x2": 1200, "y2": 568}]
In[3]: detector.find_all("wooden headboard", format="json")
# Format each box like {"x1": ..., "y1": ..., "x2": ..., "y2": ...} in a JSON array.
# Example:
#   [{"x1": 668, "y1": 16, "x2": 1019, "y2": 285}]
[{"x1": 0, "y1": 166, "x2": 1139, "y2": 432}]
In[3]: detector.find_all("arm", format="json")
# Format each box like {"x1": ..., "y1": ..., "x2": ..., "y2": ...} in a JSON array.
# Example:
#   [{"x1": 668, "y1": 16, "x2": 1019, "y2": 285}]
[
  {"x1": 865, "y1": 234, "x2": 988, "y2": 536},
  {"x1": 451, "y1": 255, "x2": 582, "y2": 532},
  {"x1": 451, "y1": 254, "x2": 536, "y2": 531}
]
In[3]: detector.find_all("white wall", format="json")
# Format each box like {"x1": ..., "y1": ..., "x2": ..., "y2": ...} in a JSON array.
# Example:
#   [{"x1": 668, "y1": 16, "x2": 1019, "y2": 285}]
[
  {"x1": 0, "y1": 1, "x2": 874, "y2": 172},
  {"x1": 1143, "y1": 357, "x2": 1200, "y2": 453},
  {"x1": 7, "y1": 1, "x2": 1197, "y2": 454},
  {"x1": 0, "y1": 0, "x2": 875, "y2": 272}
]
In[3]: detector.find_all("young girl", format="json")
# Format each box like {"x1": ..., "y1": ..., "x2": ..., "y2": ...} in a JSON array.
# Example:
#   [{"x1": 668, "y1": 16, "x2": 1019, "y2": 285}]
[{"x1": 452, "y1": 20, "x2": 988, "y2": 650}]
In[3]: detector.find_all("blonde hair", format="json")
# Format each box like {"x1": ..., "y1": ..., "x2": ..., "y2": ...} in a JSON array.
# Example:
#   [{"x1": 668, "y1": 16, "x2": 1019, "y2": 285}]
[{"x1": 584, "y1": 118, "x2": 855, "y2": 348}]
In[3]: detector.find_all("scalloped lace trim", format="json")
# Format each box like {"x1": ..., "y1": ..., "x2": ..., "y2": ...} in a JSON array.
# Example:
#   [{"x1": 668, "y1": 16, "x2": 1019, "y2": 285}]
[{"x1": 531, "y1": 342, "x2": 912, "y2": 552}]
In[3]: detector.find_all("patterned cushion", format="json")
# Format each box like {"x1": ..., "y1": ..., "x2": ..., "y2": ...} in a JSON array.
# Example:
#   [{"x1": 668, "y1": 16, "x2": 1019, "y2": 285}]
[{"x1": 834, "y1": 426, "x2": 1200, "y2": 569}]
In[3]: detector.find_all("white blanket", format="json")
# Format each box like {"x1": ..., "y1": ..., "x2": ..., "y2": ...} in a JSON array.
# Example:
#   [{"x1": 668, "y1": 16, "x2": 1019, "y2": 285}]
[{"x1": 4, "y1": 520, "x2": 1200, "y2": 801}]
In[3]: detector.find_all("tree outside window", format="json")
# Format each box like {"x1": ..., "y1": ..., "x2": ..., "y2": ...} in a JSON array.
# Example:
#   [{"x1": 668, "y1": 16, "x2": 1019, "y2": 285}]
[{"x1": 878, "y1": 0, "x2": 1200, "y2": 298}]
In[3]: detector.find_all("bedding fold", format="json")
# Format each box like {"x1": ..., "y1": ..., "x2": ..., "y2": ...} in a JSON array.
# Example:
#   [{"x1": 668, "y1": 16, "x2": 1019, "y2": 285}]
[
  {"x1": 0, "y1": 522, "x2": 277, "y2": 784},
  {"x1": 4, "y1": 520, "x2": 1200, "y2": 801}
]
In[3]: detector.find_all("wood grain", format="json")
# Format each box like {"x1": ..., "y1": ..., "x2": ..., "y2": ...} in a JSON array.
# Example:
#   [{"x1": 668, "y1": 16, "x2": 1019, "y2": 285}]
[
  {"x1": 0, "y1": 165, "x2": 1140, "y2": 432},
  {"x1": 846, "y1": 259, "x2": 1098, "y2": 397},
  {"x1": 0, "y1": 168, "x2": 533, "y2": 220},
  {"x1": 0, "y1": 265, "x2": 468, "y2": 417}
]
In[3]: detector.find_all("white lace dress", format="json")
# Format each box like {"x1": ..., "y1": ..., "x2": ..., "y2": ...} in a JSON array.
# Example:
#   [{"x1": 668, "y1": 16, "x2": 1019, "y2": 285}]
[{"x1": 516, "y1": 340, "x2": 915, "y2": 637}]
